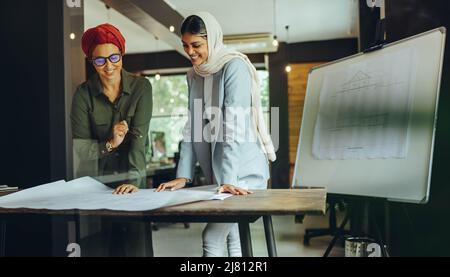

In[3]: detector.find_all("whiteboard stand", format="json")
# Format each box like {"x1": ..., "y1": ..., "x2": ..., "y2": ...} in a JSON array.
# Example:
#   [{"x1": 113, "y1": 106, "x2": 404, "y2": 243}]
[
  {"x1": 303, "y1": 197, "x2": 350, "y2": 246},
  {"x1": 322, "y1": 200, "x2": 389, "y2": 257}
]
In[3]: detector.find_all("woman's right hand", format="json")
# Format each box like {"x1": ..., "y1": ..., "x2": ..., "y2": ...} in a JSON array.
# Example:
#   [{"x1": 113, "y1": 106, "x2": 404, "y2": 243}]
[
  {"x1": 110, "y1": 120, "x2": 129, "y2": 148},
  {"x1": 155, "y1": 178, "x2": 188, "y2": 192}
]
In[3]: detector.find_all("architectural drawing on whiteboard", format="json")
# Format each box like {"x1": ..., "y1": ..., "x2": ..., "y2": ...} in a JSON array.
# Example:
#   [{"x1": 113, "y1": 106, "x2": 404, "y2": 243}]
[
  {"x1": 312, "y1": 48, "x2": 417, "y2": 160},
  {"x1": 341, "y1": 70, "x2": 370, "y2": 92}
]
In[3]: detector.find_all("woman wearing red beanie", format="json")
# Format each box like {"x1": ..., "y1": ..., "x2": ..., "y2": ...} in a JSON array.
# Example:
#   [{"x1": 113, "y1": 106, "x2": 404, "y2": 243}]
[{"x1": 71, "y1": 23, "x2": 153, "y2": 256}]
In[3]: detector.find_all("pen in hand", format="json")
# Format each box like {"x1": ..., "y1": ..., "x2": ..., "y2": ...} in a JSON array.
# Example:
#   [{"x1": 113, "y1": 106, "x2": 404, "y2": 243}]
[
  {"x1": 120, "y1": 117, "x2": 143, "y2": 139},
  {"x1": 128, "y1": 128, "x2": 143, "y2": 138}
]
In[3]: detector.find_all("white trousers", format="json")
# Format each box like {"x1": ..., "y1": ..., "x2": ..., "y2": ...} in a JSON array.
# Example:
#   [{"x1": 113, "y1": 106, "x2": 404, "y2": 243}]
[{"x1": 202, "y1": 223, "x2": 242, "y2": 257}]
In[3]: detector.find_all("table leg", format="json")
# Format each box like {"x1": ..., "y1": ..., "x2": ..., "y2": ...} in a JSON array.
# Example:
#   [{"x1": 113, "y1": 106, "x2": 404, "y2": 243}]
[
  {"x1": 64, "y1": 220, "x2": 82, "y2": 257},
  {"x1": 263, "y1": 216, "x2": 278, "y2": 257},
  {"x1": 238, "y1": 222, "x2": 253, "y2": 257},
  {"x1": 67, "y1": 221, "x2": 77, "y2": 245},
  {"x1": 145, "y1": 222, "x2": 154, "y2": 257},
  {"x1": 0, "y1": 220, "x2": 6, "y2": 257}
]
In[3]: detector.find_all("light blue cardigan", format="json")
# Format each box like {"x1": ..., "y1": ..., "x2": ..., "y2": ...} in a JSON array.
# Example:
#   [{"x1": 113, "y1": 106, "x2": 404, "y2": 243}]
[{"x1": 176, "y1": 58, "x2": 270, "y2": 189}]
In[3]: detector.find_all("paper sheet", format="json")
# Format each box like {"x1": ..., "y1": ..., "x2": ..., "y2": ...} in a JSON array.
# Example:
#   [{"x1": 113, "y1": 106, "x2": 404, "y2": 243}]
[
  {"x1": 210, "y1": 193, "x2": 234, "y2": 201},
  {"x1": 313, "y1": 47, "x2": 417, "y2": 160},
  {"x1": 0, "y1": 177, "x2": 222, "y2": 211}
]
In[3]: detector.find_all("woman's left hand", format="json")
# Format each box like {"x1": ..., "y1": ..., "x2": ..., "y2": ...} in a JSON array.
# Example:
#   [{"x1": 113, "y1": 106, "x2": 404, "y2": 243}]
[
  {"x1": 113, "y1": 184, "x2": 139, "y2": 194},
  {"x1": 218, "y1": 184, "x2": 252, "y2": 195}
]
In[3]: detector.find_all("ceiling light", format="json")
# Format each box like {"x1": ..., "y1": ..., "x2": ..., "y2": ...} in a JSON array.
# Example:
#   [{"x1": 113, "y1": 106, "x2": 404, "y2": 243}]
[
  {"x1": 272, "y1": 36, "x2": 279, "y2": 47},
  {"x1": 285, "y1": 65, "x2": 292, "y2": 73},
  {"x1": 285, "y1": 26, "x2": 291, "y2": 74},
  {"x1": 154, "y1": 36, "x2": 161, "y2": 81},
  {"x1": 272, "y1": 0, "x2": 278, "y2": 50},
  {"x1": 169, "y1": 26, "x2": 175, "y2": 32}
]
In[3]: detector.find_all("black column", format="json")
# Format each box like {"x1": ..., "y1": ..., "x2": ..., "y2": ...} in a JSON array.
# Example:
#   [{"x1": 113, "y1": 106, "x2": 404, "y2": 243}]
[
  {"x1": 359, "y1": 0, "x2": 381, "y2": 51},
  {"x1": 269, "y1": 43, "x2": 290, "y2": 188},
  {"x1": 2, "y1": 1, "x2": 52, "y2": 188}
]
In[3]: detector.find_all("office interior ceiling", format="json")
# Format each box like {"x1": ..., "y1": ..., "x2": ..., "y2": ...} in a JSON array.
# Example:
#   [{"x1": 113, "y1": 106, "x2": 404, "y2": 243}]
[{"x1": 84, "y1": 0, "x2": 358, "y2": 54}]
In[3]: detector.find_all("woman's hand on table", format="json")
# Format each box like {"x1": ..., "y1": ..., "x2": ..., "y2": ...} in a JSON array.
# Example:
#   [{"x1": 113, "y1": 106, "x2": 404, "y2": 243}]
[
  {"x1": 113, "y1": 184, "x2": 139, "y2": 194},
  {"x1": 155, "y1": 178, "x2": 188, "y2": 192},
  {"x1": 219, "y1": 184, "x2": 252, "y2": 195}
]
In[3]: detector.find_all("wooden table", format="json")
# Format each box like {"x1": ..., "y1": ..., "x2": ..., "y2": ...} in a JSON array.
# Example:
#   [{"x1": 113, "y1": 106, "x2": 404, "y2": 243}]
[{"x1": 0, "y1": 188, "x2": 326, "y2": 257}]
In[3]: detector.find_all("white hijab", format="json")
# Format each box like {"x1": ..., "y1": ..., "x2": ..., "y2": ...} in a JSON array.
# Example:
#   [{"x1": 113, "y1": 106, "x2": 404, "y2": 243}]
[{"x1": 187, "y1": 12, "x2": 276, "y2": 162}]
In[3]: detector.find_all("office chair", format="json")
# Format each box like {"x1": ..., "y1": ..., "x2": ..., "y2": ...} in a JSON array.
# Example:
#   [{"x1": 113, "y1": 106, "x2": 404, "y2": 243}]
[{"x1": 303, "y1": 197, "x2": 350, "y2": 245}]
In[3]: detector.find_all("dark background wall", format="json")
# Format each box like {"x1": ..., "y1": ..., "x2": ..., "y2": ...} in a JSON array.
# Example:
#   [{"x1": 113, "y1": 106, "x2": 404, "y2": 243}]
[
  {"x1": 359, "y1": 0, "x2": 450, "y2": 256},
  {"x1": 2, "y1": 1, "x2": 52, "y2": 189},
  {"x1": 1, "y1": 0, "x2": 54, "y2": 256},
  {"x1": 386, "y1": 0, "x2": 450, "y2": 257},
  {"x1": 1, "y1": 0, "x2": 74, "y2": 188}
]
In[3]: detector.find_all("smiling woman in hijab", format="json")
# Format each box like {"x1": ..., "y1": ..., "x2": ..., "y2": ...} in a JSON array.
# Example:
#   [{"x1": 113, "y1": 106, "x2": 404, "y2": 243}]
[{"x1": 156, "y1": 12, "x2": 276, "y2": 257}]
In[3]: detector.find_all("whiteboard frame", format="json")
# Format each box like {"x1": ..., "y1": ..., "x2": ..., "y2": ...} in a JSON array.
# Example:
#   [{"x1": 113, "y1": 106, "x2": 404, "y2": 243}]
[{"x1": 292, "y1": 27, "x2": 446, "y2": 204}]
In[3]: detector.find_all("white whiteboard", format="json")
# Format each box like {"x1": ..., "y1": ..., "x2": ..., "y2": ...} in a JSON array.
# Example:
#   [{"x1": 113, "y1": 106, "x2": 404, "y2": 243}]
[{"x1": 293, "y1": 27, "x2": 446, "y2": 203}]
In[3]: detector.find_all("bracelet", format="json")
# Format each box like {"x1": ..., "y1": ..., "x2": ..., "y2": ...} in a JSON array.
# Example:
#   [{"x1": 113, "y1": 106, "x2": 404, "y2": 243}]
[{"x1": 106, "y1": 140, "x2": 115, "y2": 153}]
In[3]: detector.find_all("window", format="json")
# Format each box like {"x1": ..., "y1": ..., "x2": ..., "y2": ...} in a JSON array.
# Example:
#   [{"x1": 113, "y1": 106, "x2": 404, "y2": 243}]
[
  {"x1": 258, "y1": 70, "x2": 271, "y2": 130},
  {"x1": 147, "y1": 75, "x2": 188, "y2": 159}
]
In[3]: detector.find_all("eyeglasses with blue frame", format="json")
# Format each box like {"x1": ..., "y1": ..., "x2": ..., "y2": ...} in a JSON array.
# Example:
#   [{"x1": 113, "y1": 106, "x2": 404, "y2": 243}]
[{"x1": 91, "y1": 53, "x2": 122, "y2": 67}]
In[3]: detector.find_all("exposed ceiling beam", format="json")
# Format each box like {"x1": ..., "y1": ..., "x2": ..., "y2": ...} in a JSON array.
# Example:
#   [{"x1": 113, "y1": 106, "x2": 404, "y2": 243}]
[{"x1": 101, "y1": 0, "x2": 187, "y2": 57}]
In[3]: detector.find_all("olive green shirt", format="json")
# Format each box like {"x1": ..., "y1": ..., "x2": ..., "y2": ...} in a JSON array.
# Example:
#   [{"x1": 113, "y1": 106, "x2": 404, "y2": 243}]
[{"x1": 71, "y1": 70, "x2": 153, "y2": 188}]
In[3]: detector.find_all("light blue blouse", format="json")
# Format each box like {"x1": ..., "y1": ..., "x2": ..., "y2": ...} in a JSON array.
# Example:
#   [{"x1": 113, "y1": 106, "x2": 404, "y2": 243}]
[{"x1": 176, "y1": 58, "x2": 270, "y2": 189}]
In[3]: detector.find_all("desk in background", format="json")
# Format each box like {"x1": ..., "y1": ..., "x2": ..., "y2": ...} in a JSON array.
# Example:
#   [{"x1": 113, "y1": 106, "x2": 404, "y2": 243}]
[
  {"x1": 146, "y1": 162, "x2": 208, "y2": 188},
  {"x1": 0, "y1": 188, "x2": 326, "y2": 257},
  {"x1": 146, "y1": 162, "x2": 176, "y2": 188}
]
